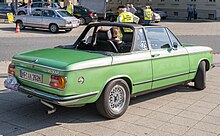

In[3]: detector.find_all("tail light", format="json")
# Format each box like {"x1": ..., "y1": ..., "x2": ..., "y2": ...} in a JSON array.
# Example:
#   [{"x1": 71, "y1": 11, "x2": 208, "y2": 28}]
[
  {"x1": 8, "y1": 63, "x2": 15, "y2": 75},
  {"x1": 89, "y1": 13, "x2": 94, "y2": 17},
  {"x1": 50, "y1": 75, "x2": 66, "y2": 89}
]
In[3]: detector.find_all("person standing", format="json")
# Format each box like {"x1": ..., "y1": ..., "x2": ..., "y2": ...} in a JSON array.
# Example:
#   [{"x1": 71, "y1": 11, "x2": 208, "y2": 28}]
[
  {"x1": 193, "y1": 5, "x2": 197, "y2": 20},
  {"x1": 27, "y1": 0, "x2": 32, "y2": 15},
  {"x1": 117, "y1": 5, "x2": 139, "y2": 23},
  {"x1": 144, "y1": 5, "x2": 153, "y2": 25},
  {"x1": 187, "y1": 4, "x2": 193, "y2": 21},
  {"x1": 10, "y1": 0, "x2": 16, "y2": 15},
  {"x1": 129, "y1": 4, "x2": 137, "y2": 14},
  {"x1": 66, "y1": 0, "x2": 74, "y2": 15}
]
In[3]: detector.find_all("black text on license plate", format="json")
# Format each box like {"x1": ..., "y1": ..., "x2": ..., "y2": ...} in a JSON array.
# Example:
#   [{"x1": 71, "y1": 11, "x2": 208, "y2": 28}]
[{"x1": 20, "y1": 70, "x2": 43, "y2": 83}]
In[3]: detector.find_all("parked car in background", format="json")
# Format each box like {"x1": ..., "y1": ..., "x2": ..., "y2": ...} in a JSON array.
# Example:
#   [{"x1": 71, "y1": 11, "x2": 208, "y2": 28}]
[
  {"x1": 5, "y1": 22, "x2": 213, "y2": 118},
  {"x1": 73, "y1": 5, "x2": 98, "y2": 25},
  {"x1": 16, "y1": 1, "x2": 60, "y2": 15},
  {"x1": 0, "y1": 3, "x2": 12, "y2": 19},
  {"x1": 135, "y1": 7, "x2": 161, "y2": 24},
  {"x1": 15, "y1": 8, "x2": 80, "y2": 33},
  {"x1": 153, "y1": 8, "x2": 168, "y2": 19}
]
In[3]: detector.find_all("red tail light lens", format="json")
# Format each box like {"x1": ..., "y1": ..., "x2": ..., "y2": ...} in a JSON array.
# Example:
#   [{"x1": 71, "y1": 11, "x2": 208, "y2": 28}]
[
  {"x1": 89, "y1": 13, "x2": 94, "y2": 17},
  {"x1": 8, "y1": 63, "x2": 15, "y2": 75},
  {"x1": 50, "y1": 75, "x2": 66, "y2": 89}
]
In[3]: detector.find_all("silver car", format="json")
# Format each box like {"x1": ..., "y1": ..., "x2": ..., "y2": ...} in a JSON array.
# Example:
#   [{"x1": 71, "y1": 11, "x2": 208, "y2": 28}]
[
  {"x1": 16, "y1": 2, "x2": 61, "y2": 15},
  {"x1": 15, "y1": 8, "x2": 80, "y2": 33}
]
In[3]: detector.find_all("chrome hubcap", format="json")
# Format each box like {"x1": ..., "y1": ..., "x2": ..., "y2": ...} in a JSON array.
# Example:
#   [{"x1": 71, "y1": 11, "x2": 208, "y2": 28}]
[
  {"x1": 51, "y1": 25, "x2": 57, "y2": 32},
  {"x1": 108, "y1": 85, "x2": 126, "y2": 114}
]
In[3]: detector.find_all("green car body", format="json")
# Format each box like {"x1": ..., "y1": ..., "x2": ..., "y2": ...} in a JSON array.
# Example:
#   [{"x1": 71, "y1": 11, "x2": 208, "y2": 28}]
[{"x1": 5, "y1": 22, "x2": 213, "y2": 118}]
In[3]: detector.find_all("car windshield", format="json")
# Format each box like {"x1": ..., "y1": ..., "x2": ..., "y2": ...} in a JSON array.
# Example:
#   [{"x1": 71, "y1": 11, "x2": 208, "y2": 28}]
[{"x1": 57, "y1": 10, "x2": 72, "y2": 17}]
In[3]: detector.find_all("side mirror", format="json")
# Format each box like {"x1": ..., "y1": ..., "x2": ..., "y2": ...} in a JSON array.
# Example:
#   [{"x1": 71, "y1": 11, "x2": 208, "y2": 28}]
[{"x1": 172, "y1": 42, "x2": 178, "y2": 50}]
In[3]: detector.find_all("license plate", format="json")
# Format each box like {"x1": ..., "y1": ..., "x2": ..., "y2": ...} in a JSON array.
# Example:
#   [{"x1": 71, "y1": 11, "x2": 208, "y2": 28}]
[{"x1": 20, "y1": 70, "x2": 43, "y2": 83}]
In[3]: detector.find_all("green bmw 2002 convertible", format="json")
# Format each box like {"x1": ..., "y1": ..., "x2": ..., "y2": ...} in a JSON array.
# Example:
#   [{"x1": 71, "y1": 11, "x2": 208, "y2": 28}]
[{"x1": 5, "y1": 22, "x2": 214, "y2": 118}]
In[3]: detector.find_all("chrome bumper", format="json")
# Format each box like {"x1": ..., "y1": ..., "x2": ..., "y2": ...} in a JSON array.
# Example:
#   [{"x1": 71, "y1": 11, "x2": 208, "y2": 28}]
[{"x1": 18, "y1": 85, "x2": 98, "y2": 105}]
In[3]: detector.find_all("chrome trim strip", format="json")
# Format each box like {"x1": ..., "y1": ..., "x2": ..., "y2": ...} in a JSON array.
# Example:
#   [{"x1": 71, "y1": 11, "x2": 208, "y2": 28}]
[
  {"x1": 133, "y1": 80, "x2": 152, "y2": 86},
  {"x1": 18, "y1": 85, "x2": 99, "y2": 105},
  {"x1": 133, "y1": 71, "x2": 196, "y2": 86},
  {"x1": 153, "y1": 72, "x2": 189, "y2": 82}
]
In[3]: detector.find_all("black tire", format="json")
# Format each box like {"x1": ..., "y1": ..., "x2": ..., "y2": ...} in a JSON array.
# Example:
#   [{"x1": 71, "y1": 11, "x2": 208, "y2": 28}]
[
  {"x1": 194, "y1": 61, "x2": 206, "y2": 90},
  {"x1": 79, "y1": 17, "x2": 86, "y2": 25},
  {"x1": 96, "y1": 79, "x2": 130, "y2": 119},
  {"x1": 49, "y1": 24, "x2": 59, "y2": 33},
  {"x1": 65, "y1": 29, "x2": 72, "y2": 33},
  {"x1": 16, "y1": 20, "x2": 25, "y2": 30},
  {"x1": 18, "y1": 11, "x2": 26, "y2": 15}
]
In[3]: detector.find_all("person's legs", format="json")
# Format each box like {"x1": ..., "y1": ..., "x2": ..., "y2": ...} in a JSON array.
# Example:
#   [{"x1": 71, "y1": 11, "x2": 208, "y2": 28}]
[
  {"x1": 187, "y1": 12, "x2": 190, "y2": 21},
  {"x1": 144, "y1": 20, "x2": 150, "y2": 25}
]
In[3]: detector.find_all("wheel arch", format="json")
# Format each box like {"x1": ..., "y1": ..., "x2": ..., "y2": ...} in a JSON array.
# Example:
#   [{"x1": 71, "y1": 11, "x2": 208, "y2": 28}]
[
  {"x1": 16, "y1": 19, "x2": 23, "y2": 23},
  {"x1": 49, "y1": 23, "x2": 58, "y2": 28},
  {"x1": 198, "y1": 58, "x2": 210, "y2": 71},
  {"x1": 102, "y1": 75, "x2": 133, "y2": 95}
]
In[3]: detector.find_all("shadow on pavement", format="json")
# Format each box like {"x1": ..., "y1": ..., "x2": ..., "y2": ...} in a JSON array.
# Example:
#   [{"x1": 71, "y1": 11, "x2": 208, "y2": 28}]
[{"x1": 0, "y1": 84, "x2": 200, "y2": 135}]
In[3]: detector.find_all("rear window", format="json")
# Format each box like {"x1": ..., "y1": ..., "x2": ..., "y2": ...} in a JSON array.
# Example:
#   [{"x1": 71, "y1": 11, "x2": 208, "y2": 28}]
[{"x1": 57, "y1": 10, "x2": 72, "y2": 17}]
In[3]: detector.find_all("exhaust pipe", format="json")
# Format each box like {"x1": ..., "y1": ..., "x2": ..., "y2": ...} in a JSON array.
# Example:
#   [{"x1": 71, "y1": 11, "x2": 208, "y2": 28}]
[{"x1": 40, "y1": 100, "x2": 56, "y2": 114}]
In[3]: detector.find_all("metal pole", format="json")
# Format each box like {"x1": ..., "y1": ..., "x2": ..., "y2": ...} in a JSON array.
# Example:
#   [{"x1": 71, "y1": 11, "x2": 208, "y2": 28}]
[{"x1": 15, "y1": 0, "x2": 18, "y2": 9}]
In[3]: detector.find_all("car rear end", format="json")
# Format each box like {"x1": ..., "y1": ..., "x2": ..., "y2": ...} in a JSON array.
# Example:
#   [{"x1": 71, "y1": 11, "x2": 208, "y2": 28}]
[
  {"x1": 4, "y1": 48, "x2": 110, "y2": 107},
  {"x1": 56, "y1": 10, "x2": 80, "y2": 29}
]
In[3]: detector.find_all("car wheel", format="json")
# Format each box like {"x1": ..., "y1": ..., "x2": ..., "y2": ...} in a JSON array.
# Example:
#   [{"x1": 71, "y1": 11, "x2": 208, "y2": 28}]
[
  {"x1": 96, "y1": 79, "x2": 130, "y2": 119},
  {"x1": 18, "y1": 11, "x2": 25, "y2": 15},
  {"x1": 65, "y1": 29, "x2": 72, "y2": 33},
  {"x1": 194, "y1": 61, "x2": 206, "y2": 90},
  {"x1": 79, "y1": 17, "x2": 86, "y2": 25},
  {"x1": 16, "y1": 20, "x2": 25, "y2": 30},
  {"x1": 49, "y1": 24, "x2": 59, "y2": 33}
]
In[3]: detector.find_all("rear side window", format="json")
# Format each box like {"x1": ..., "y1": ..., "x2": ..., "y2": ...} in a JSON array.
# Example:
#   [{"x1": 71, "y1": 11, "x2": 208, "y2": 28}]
[
  {"x1": 133, "y1": 28, "x2": 148, "y2": 51},
  {"x1": 145, "y1": 27, "x2": 171, "y2": 49},
  {"x1": 43, "y1": 10, "x2": 56, "y2": 17}
]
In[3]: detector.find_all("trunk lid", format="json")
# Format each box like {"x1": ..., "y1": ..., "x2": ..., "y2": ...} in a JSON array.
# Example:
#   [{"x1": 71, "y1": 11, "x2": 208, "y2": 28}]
[{"x1": 13, "y1": 48, "x2": 107, "y2": 70}]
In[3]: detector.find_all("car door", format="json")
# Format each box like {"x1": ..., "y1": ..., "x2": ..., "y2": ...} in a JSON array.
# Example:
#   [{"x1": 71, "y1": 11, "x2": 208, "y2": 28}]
[
  {"x1": 145, "y1": 27, "x2": 190, "y2": 89},
  {"x1": 42, "y1": 9, "x2": 57, "y2": 28},
  {"x1": 26, "y1": 8, "x2": 43, "y2": 27},
  {"x1": 112, "y1": 28, "x2": 153, "y2": 94}
]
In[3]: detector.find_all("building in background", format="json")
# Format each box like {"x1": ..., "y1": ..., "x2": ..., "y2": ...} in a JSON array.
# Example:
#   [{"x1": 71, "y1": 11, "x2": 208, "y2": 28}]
[{"x1": 108, "y1": 0, "x2": 220, "y2": 20}]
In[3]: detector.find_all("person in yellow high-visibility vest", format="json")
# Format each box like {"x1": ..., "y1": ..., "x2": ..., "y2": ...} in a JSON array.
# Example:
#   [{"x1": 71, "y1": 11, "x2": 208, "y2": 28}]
[
  {"x1": 144, "y1": 5, "x2": 153, "y2": 25},
  {"x1": 116, "y1": 6, "x2": 139, "y2": 38},
  {"x1": 117, "y1": 5, "x2": 139, "y2": 23},
  {"x1": 66, "y1": 1, "x2": 74, "y2": 15}
]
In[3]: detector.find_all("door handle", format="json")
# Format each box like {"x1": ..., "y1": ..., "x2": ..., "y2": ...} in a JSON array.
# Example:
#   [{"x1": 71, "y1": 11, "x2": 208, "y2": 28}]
[{"x1": 151, "y1": 54, "x2": 160, "y2": 57}]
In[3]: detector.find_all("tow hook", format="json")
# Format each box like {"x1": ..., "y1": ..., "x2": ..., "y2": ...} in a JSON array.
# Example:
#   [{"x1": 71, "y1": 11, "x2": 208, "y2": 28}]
[{"x1": 40, "y1": 100, "x2": 56, "y2": 114}]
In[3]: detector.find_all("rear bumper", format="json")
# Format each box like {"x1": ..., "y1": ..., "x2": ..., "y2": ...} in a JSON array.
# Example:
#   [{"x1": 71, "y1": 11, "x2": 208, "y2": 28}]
[{"x1": 18, "y1": 85, "x2": 98, "y2": 106}]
